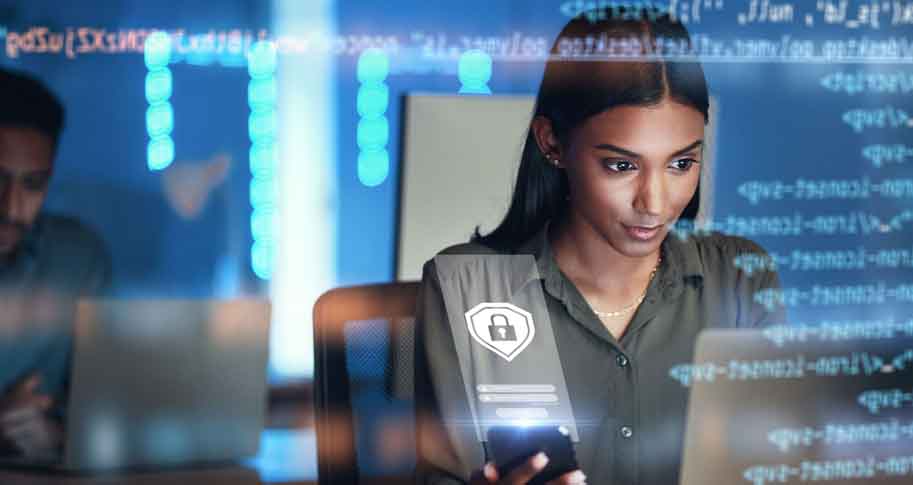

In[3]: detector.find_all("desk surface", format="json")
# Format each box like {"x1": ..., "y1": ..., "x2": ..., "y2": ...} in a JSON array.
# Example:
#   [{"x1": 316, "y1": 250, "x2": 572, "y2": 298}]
[{"x1": 0, "y1": 429, "x2": 318, "y2": 485}]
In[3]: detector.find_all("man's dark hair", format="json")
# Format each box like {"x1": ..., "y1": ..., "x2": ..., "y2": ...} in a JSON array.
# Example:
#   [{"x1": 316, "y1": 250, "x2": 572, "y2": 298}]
[{"x1": 0, "y1": 68, "x2": 65, "y2": 147}]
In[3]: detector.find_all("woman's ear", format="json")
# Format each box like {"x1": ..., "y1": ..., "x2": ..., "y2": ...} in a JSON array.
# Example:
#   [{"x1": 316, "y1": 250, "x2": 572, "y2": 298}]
[{"x1": 531, "y1": 116, "x2": 563, "y2": 167}]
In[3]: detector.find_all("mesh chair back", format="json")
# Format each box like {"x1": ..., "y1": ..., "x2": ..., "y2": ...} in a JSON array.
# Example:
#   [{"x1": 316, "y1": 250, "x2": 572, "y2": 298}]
[{"x1": 313, "y1": 282, "x2": 420, "y2": 485}]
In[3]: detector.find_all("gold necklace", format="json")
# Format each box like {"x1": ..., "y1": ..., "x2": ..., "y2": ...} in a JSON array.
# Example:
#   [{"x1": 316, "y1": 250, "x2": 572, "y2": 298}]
[{"x1": 592, "y1": 256, "x2": 661, "y2": 318}]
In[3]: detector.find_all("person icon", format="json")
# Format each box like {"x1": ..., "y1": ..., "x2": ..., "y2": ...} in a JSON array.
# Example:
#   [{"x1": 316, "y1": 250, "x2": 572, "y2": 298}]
[{"x1": 458, "y1": 50, "x2": 493, "y2": 95}]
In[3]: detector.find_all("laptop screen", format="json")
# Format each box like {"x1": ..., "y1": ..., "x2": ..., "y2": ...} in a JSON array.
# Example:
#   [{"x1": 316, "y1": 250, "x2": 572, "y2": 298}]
[{"x1": 680, "y1": 327, "x2": 913, "y2": 485}]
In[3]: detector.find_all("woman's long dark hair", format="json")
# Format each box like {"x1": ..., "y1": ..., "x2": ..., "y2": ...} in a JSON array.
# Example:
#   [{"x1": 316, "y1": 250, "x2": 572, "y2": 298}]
[{"x1": 473, "y1": 6, "x2": 709, "y2": 251}]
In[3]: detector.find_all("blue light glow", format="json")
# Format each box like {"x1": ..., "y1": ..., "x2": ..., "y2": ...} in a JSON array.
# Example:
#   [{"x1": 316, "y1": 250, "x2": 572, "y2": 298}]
[
  {"x1": 248, "y1": 40, "x2": 279, "y2": 280},
  {"x1": 248, "y1": 41, "x2": 278, "y2": 79},
  {"x1": 356, "y1": 116, "x2": 389, "y2": 151},
  {"x1": 357, "y1": 48, "x2": 390, "y2": 85},
  {"x1": 356, "y1": 84, "x2": 390, "y2": 119},
  {"x1": 458, "y1": 49, "x2": 493, "y2": 95},
  {"x1": 249, "y1": 144, "x2": 276, "y2": 178},
  {"x1": 144, "y1": 32, "x2": 174, "y2": 171},
  {"x1": 145, "y1": 103, "x2": 174, "y2": 138},
  {"x1": 250, "y1": 177, "x2": 278, "y2": 208},
  {"x1": 145, "y1": 69, "x2": 173, "y2": 104},
  {"x1": 251, "y1": 240, "x2": 274, "y2": 280},
  {"x1": 249, "y1": 108, "x2": 278, "y2": 141},
  {"x1": 147, "y1": 136, "x2": 175, "y2": 171},
  {"x1": 218, "y1": 51, "x2": 248, "y2": 68},
  {"x1": 250, "y1": 209, "x2": 275, "y2": 241},
  {"x1": 357, "y1": 149, "x2": 390, "y2": 188},
  {"x1": 143, "y1": 31, "x2": 172, "y2": 70},
  {"x1": 356, "y1": 49, "x2": 390, "y2": 187},
  {"x1": 248, "y1": 78, "x2": 278, "y2": 109}
]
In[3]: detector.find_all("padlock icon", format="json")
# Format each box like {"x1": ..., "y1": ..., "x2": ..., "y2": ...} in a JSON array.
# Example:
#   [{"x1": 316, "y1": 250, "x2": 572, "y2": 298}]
[{"x1": 488, "y1": 313, "x2": 517, "y2": 341}]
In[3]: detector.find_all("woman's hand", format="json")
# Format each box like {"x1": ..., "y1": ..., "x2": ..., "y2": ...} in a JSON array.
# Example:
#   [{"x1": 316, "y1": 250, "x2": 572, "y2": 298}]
[{"x1": 469, "y1": 452, "x2": 587, "y2": 485}]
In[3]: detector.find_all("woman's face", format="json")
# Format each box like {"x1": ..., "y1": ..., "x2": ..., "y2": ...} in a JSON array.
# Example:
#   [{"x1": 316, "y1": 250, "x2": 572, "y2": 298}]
[{"x1": 560, "y1": 99, "x2": 704, "y2": 259}]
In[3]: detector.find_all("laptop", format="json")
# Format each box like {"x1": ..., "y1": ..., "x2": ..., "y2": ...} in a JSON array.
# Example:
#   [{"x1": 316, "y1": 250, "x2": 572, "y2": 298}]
[
  {"x1": 3, "y1": 298, "x2": 271, "y2": 472},
  {"x1": 680, "y1": 326, "x2": 913, "y2": 485}
]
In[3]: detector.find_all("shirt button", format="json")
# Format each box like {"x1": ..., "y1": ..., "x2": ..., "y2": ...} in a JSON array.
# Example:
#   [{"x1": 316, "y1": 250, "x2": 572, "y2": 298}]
[
  {"x1": 616, "y1": 354, "x2": 629, "y2": 368},
  {"x1": 620, "y1": 426, "x2": 634, "y2": 439}
]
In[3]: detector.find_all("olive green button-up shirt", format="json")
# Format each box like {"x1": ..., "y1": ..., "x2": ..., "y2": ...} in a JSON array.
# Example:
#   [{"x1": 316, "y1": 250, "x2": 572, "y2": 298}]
[{"x1": 414, "y1": 224, "x2": 786, "y2": 485}]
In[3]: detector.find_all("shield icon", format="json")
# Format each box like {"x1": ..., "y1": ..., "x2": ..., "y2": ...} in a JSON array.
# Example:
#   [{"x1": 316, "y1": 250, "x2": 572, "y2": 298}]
[{"x1": 464, "y1": 302, "x2": 535, "y2": 362}]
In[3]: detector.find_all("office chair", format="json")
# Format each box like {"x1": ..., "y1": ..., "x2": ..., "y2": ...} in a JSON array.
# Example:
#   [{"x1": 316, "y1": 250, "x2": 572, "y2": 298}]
[{"x1": 313, "y1": 282, "x2": 420, "y2": 485}]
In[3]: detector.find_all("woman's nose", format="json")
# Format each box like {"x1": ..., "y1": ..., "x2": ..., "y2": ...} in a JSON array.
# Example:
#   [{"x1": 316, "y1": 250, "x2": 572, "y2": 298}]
[{"x1": 632, "y1": 171, "x2": 665, "y2": 217}]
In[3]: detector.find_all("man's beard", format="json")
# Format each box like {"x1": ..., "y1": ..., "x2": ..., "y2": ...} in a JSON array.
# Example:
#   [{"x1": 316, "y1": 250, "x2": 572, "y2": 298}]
[{"x1": 0, "y1": 218, "x2": 27, "y2": 258}]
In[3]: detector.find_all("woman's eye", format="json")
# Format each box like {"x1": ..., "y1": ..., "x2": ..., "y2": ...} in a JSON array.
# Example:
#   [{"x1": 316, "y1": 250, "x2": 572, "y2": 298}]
[
  {"x1": 604, "y1": 160, "x2": 636, "y2": 172},
  {"x1": 670, "y1": 158, "x2": 698, "y2": 171}
]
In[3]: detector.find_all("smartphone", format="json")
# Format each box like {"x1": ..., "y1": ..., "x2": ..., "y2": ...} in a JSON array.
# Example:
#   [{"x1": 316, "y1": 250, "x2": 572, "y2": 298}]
[{"x1": 486, "y1": 425, "x2": 578, "y2": 485}]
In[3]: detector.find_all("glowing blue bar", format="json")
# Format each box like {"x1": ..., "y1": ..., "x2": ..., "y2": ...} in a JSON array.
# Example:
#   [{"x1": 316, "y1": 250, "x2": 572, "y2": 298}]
[
  {"x1": 251, "y1": 240, "x2": 274, "y2": 280},
  {"x1": 143, "y1": 31, "x2": 172, "y2": 69},
  {"x1": 357, "y1": 48, "x2": 390, "y2": 85},
  {"x1": 145, "y1": 69, "x2": 173, "y2": 105},
  {"x1": 251, "y1": 208, "x2": 275, "y2": 241},
  {"x1": 356, "y1": 84, "x2": 389, "y2": 119},
  {"x1": 249, "y1": 144, "x2": 277, "y2": 178},
  {"x1": 248, "y1": 41, "x2": 278, "y2": 79},
  {"x1": 147, "y1": 136, "x2": 175, "y2": 171},
  {"x1": 356, "y1": 116, "x2": 389, "y2": 151},
  {"x1": 249, "y1": 108, "x2": 278, "y2": 141},
  {"x1": 357, "y1": 149, "x2": 390, "y2": 187},
  {"x1": 250, "y1": 177, "x2": 278, "y2": 208},
  {"x1": 145, "y1": 103, "x2": 174, "y2": 138},
  {"x1": 248, "y1": 77, "x2": 278, "y2": 109}
]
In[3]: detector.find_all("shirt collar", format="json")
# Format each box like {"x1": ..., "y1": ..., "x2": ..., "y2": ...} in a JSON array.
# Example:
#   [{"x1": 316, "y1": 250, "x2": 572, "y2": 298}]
[{"x1": 511, "y1": 220, "x2": 705, "y2": 298}]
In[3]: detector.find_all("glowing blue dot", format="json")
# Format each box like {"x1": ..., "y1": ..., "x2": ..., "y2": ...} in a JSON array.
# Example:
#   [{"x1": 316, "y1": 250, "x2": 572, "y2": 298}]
[
  {"x1": 145, "y1": 69, "x2": 173, "y2": 105},
  {"x1": 249, "y1": 144, "x2": 277, "y2": 178},
  {"x1": 458, "y1": 49, "x2": 493, "y2": 95},
  {"x1": 248, "y1": 77, "x2": 277, "y2": 110},
  {"x1": 250, "y1": 177, "x2": 277, "y2": 208},
  {"x1": 144, "y1": 31, "x2": 172, "y2": 69},
  {"x1": 251, "y1": 240, "x2": 274, "y2": 280},
  {"x1": 146, "y1": 102, "x2": 174, "y2": 138},
  {"x1": 357, "y1": 149, "x2": 390, "y2": 187},
  {"x1": 356, "y1": 84, "x2": 389, "y2": 119},
  {"x1": 250, "y1": 209, "x2": 275, "y2": 241},
  {"x1": 147, "y1": 136, "x2": 175, "y2": 171},
  {"x1": 357, "y1": 48, "x2": 390, "y2": 84},
  {"x1": 248, "y1": 41, "x2": 277, "y2": 79},
  {"x1": 356, "y1": 116, "x2": 389, "y2": 151},
  {"x1": 248, "y1": 108, "x2": 277, "y2": 141}
]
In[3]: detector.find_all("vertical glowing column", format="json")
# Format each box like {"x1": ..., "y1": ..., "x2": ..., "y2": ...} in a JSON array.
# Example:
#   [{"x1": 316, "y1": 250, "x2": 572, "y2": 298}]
[
  {"x1": 270, "y1": 0, "x2": 337, "y2": 379},
  {"x1": 248, "y1": 41, "x2": 279, "y2": 280},
  {"x1": 356, "y1": 48, "x2": 390, "y2": 187},
  {"x1": 144, "y1": 32, "x2": 175, "y2": 171}
]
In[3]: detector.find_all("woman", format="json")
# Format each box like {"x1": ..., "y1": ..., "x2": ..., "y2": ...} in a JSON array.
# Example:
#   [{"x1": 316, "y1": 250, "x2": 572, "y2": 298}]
[{"x1": 414, "y1": 7, "x2": 786, "y2": 485}]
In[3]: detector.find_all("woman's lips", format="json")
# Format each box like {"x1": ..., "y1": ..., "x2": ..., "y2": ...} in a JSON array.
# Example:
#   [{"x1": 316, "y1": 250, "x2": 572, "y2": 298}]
[{"x1": 623, "y1": 224, "x2": 662, "y2": 241}]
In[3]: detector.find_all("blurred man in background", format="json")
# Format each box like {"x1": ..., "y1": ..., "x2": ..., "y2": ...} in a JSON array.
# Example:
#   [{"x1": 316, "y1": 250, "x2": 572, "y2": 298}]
[{"x1": 0, "y1": 68, "x2": 110, "y2": 458}]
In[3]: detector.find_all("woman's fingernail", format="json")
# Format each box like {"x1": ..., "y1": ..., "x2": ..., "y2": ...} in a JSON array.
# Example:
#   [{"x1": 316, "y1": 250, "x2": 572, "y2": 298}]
[
  {"x1": 532, "y1": 452, "x2": 549, "y2": 468},
  {"x1": 483, "y1": 462, "x2": 497, "y2": 479},
  {"x1": 571, "y1": 470, "x2": 587, "y2": 482}
]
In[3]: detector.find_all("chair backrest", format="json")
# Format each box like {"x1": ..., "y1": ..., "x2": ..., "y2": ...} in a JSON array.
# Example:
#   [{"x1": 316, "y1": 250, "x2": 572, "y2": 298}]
[{"x1": 313, "y1": 282, "x2": 420, "y2": 485}]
